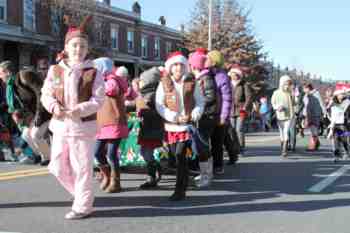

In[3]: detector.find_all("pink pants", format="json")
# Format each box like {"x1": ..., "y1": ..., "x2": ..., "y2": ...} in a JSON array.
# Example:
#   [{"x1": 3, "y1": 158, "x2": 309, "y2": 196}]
[{"x1": 49, "y1": 134, "x2": 95, "y2": 214}]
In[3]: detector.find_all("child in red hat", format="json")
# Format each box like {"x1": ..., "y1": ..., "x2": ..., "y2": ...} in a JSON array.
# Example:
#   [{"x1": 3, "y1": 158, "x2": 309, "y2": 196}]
[{"x1": 156, "y1": 51, "x2": 205, "y2": 201}]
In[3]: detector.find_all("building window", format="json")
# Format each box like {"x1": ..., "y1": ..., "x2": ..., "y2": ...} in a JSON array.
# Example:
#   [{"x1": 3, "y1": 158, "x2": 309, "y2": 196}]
[
  {"x1": 154, "y1": 37, "x2": 160, "y2": 59},
  {"x1": 95, "y1": 17, "x2": 104, "y2": 46},
  {"x1": 0, "y1": 0, "x2": 6, "y2": 22},
  {"x1": 23, "y1": 0, "x2": 36, "y2": 31},
  {"x1": 166, "y1": 41, "x2": 172, "y2": 56},
  {"x1": 111, "y1": 25, "x2": 119, "y2": 50},
  {"x1": 50, "y1": 8, "x2": 60, "y2": 36},
  {"x1": 127, "y1": 30, "x2": 134, "y2": 53},
  {"x1": 141, "y1": 34, "x2": 148, "y2": 58}
]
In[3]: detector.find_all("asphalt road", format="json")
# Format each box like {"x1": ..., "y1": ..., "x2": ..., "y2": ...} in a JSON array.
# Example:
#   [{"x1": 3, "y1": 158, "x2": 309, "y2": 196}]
[{"x1": 1, "y1": 131, "x2": 350, "y2": 233}]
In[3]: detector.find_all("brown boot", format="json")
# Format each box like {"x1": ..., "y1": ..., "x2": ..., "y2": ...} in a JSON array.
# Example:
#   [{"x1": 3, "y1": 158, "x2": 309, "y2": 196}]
[
  {"x1": 105, "y1": 169, "x2": 122, "y2": 193},
  {"x1": 99, "y1": 165, "x2": 110, "y2": 191}
]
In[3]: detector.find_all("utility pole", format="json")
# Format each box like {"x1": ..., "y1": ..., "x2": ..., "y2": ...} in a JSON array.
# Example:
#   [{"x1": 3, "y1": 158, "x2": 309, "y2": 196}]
[{"x1": 208, "y1": 0, "x2": 212, "y2": 51}]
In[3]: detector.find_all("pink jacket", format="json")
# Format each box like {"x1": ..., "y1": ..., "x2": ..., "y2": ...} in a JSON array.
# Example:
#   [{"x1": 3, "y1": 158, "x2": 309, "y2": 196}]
[
  {"x1": 96, "y1": 73, "x2": 129, "y2": 140},
  {"x1": 41, "y1": 60, "x2": 105, "y2": 137}
]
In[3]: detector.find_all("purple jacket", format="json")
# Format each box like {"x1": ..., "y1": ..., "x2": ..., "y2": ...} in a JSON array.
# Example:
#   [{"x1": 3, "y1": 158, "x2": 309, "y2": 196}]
[{"x1": 212, "y1": 68, "x2": 232, "y2": 122}]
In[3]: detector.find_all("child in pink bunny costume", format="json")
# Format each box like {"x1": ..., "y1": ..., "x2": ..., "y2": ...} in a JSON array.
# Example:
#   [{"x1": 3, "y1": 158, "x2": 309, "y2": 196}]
[{"x1": 40, "y1": 16, "x2": 105, "y2": 220}]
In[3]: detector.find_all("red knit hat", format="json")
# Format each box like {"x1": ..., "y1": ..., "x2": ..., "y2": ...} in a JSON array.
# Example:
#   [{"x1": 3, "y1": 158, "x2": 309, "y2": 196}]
[
  {"x1": 165, "y1": 51, "x2": 188, "y2": 73},
  {"x1": 64, "y1": 15, "x2": 92, "y2": 44}
]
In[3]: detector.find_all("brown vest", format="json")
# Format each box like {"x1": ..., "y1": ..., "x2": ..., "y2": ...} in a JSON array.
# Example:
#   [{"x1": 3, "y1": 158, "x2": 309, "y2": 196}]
[
  {"x1": 162, "y1": 75, "x2": 195, "y2": 117},
  {"x1": 97, "y1": 83, "x2": 127, "y2": 127},
  {"x1": 52, "y1": 65, "x2": 97, "y2": 122}
]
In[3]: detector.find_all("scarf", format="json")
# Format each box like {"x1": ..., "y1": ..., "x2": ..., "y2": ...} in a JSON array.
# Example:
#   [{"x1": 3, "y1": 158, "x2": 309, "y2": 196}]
[{"x1": 6, "y1": 75, "x2": 17, "y2": 113}]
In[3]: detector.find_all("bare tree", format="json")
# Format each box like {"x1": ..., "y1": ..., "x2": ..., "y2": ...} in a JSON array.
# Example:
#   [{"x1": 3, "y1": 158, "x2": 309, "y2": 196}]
[{"x1": 40, "y1": 0, "x2": 97, "y2": 50}]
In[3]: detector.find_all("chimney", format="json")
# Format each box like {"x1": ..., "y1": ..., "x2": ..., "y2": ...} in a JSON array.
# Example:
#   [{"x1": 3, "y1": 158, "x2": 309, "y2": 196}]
[
  {"x1": 159, "y1": 16, "x2": 166, "y2": 26},
  {"x1": 132, "y1": 1, "x2": 141, "y2": 15}
]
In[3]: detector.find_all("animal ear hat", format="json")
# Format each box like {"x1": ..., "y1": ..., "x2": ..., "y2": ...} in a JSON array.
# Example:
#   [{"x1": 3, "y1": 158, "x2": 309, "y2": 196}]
[{"x1": 64, "y1": 15, "x2": 92, "y2": 44}]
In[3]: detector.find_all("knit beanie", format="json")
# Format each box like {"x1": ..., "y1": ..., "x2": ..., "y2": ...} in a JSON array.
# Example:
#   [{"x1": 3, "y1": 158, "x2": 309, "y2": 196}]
[
  {"x1": 115, "y1": 66, "x2": 129, "y2": 78},
  {"x1": 188, "y1": 48, "x2": 207, "y2": 71},
  {"x1": 165, "y1": 51, "x2": 188, "y2": 74},
  {"x1": 207, "y1": 50, "x2": 224, "y2": 68},
  {"x1": 140, "y1": 67, "x2": 161, "y2": 93},
  {"x1": 93, "y1": 57, "x2": 113, "y2": 75}
]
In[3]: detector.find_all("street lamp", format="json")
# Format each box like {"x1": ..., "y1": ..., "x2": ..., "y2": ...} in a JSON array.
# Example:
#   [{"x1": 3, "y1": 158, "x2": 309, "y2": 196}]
[{"x1": 208, "y1": 0, "x2": 212, "y2": 51}]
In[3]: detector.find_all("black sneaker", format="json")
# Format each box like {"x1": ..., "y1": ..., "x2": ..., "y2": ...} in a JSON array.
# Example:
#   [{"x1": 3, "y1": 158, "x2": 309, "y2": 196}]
[
  {"x1": 40, "y1": 160, "x2": 50, "y2": 166},
  {"x1": 139, "y1": 177, "x2": 158, "y2": 190},
  {"x1": 213, "y1": 167, "x2": 224, "y2": 175},
  {"x1": 226, "y1": 157, "x2": 238, "y2": 165},
  {"x1": 169, "y1": 192, "x2": 186, "y2": 201},
  {"x1": 0, "y1": 151, "x2": 5, "y2": 162}
]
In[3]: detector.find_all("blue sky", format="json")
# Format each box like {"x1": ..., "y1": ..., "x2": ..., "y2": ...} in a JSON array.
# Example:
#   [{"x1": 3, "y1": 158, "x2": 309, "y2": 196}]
[{"x1": 112, "y1": 0, "x2": 350, "y2": 81}]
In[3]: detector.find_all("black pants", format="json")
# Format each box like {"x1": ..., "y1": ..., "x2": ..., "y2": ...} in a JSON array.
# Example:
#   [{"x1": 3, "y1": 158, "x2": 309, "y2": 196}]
[
  {"x1": 211, "y1": 124, "x2": 226, "y2": 169},
  {"x1": 195, "y1": 117, "x2": 217, "y2": 162},
  {"x1": 169, "y1": 140, "x2": 190, "y2": 193}
]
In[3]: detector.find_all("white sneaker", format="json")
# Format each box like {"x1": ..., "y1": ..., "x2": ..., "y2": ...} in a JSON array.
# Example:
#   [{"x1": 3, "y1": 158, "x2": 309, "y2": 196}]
[
  {"x1": 19, "y1": 156, "x2": 35, "y2": 164},
  {"x1": 195, "y1": 174, "x2": 211, "y2": 188},
  {"x1": 65, "y1": 210, "x2": 91, "y2": 220}
]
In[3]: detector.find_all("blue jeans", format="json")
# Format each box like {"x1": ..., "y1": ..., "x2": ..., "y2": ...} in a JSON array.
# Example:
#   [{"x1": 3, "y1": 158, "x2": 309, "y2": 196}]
[
  {"x1": 230, "y1": 117, "x2": 246, "y2": 149},
  {"x1": 140, "y1": 147, "x2": 155, "y2": 163},
  {"x1": 93, "y1": 139, "x2": 121, "y2": 171}
]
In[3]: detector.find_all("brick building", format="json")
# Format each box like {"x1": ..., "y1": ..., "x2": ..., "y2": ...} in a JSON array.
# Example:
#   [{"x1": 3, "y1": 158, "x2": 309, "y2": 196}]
[
  {"x1": 0, "y1": 0, "x2": 183, "y2": 76},
  {"x1": 0, "y1": 0, "x2": 52, "y2": 70}
]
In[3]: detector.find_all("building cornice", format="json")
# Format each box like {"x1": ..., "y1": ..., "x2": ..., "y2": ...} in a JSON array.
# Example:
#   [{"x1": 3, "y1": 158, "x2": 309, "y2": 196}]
[{"x1": 0, "y1": 23, "x2": 54, "y2": 45}]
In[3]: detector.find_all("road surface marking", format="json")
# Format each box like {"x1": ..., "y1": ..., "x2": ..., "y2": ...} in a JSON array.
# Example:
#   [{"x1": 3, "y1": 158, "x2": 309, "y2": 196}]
[
  {"x1": 246, "y1": 137, "x2": 279, "y2": 143},
  {"x1": 0, "y1": 168, "x2": 48, "y2": 177},
  {"x1": 308, "y1": 165, "x2": 350, "y2": 193},
  {"x1": 0, "y1": 168, "x2": 49, "y2": 181}
]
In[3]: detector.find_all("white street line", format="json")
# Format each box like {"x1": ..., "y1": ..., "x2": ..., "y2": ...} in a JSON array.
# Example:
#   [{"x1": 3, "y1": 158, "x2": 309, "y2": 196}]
[
  {"x1": 308, "y1": 165, "x2": 350, "y2": 193},
  {"x1": 0, "y1": 232, "x2": 21, "y2": 233}
]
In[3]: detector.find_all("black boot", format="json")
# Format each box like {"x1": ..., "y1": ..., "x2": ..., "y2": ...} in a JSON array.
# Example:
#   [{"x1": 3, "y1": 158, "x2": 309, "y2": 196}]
[
  {"x1": 0, "y1": 150, "x2": 5, "y2": 162},
  {"x1": 140, "y1": 161, "x2": 158, "y2": 189},
  {"x1": 333, "y1": 149, "x2": 341, "y2": 163},
  {"x1": 155, "y1": 162, "x2": 162, "y2": 183},
  {"x1": 169, "y1": 154, "x2": 188, "y2": 201}
]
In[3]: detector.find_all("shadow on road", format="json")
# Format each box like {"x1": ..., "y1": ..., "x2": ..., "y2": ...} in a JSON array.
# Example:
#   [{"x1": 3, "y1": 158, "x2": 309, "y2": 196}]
[{"x1": 1, "y1": 141, "x2": 350, "y2": 218}]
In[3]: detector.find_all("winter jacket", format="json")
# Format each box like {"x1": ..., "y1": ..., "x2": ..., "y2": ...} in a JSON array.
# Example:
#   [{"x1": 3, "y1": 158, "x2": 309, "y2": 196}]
[
  {"x1": 310, "y1": 89, "x2": 326, "y2": 116},
  {"x1": 271, "y1": 76, "x2": 295, "y2": 121},
  {"x1": 96, "y1": 73, "x2": 129, "y2": 140},
  {"x1": 231, "y1": 79, "x2": 245, "y2": 117},
  {"x1": 330, "y1": 98, "x2": 350, "y2": 128},
  {"x1": 136, "y1": 67, "x2": 164, "y2": 142},
  {"x1": 12, "y1": 69, "x2": 52, "y2": 127},
  {"x1": 156, "y1": 73, "x2": 205, "y2": 132},
  {"x1": 41, "y1": 60, "x2": 105, "y2": 137},
  {"x1": 195, "y1": 69, "x2": 220, "y2": 120},
  {"x1": 211, "y1": 67, "x2": 232, "y2": 123},
  {"x1": 303, "y1": 93, "x2": 323, "y2": 127}
]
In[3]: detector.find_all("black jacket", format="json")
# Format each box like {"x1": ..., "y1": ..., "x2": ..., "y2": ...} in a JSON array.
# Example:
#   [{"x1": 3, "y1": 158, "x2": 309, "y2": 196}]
[{"x1": 196, "y1": 69, "x2": 219, "y2": 120}]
